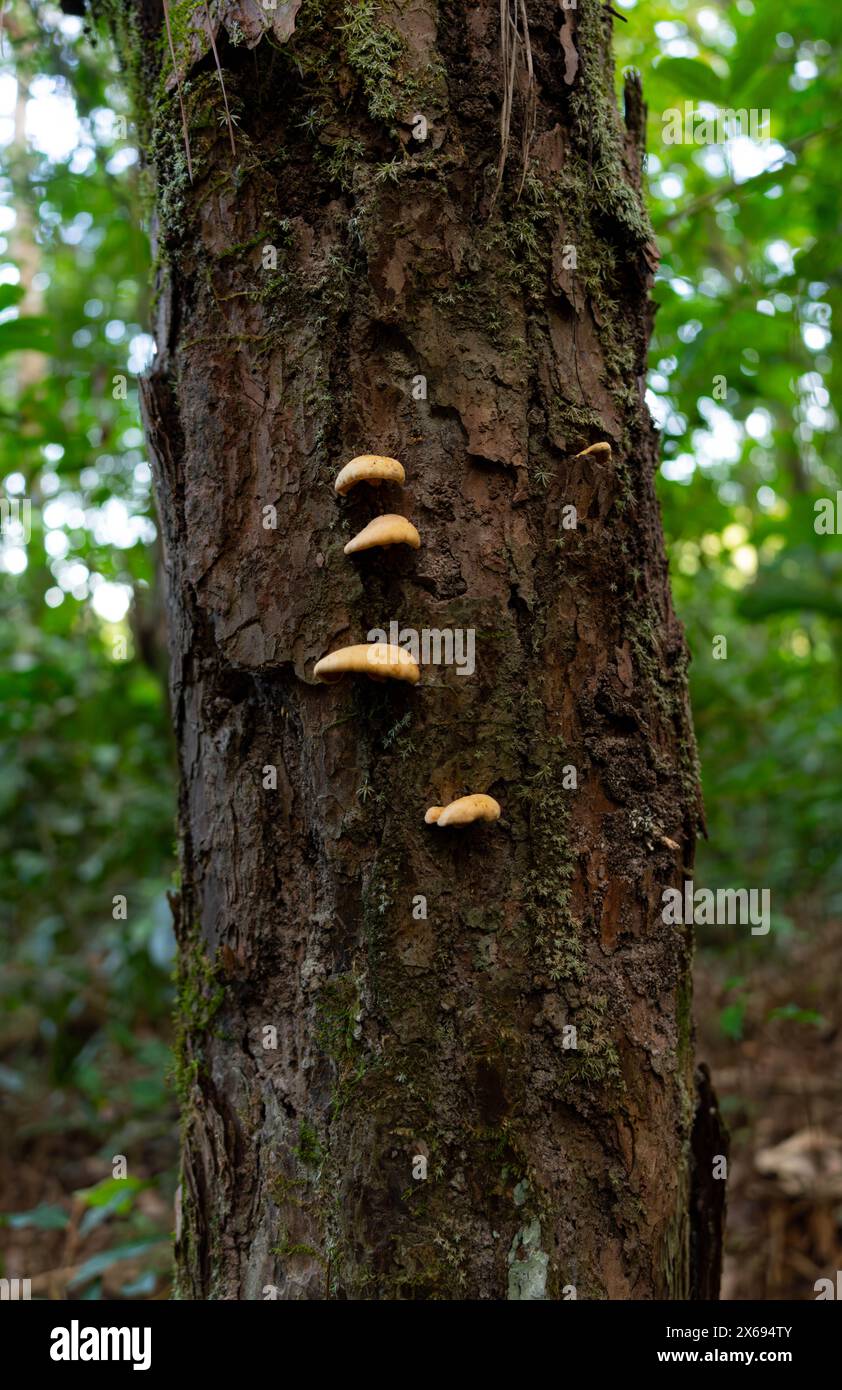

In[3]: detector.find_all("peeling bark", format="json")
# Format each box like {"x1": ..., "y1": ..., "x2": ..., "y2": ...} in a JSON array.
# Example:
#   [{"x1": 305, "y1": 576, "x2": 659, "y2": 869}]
[{"x1": 116, "y1": 0, "x2": 719, "y2": 1298}]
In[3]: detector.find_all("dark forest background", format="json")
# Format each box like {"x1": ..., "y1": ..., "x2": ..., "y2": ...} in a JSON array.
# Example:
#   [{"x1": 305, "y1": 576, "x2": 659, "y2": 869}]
[{"x1": 1, "y1": 0, "x2": 840, "y2": 1298}]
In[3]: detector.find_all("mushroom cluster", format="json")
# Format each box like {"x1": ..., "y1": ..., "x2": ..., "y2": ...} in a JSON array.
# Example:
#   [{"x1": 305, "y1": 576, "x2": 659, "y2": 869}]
[
  {"x1": 315, "y1": 450, "x2": 503, "y2": 833},
  {"x1": 314, "y1": 454, "x2": 420, "y2": 686}
]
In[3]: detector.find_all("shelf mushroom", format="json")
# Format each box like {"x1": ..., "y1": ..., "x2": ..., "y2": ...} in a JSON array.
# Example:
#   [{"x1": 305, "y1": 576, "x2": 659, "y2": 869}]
[
  {"x1": 425, "y1": 794, "x2": 501, "y2": 827},
  {"x1": 573, "y1": 441, "x2": 612, "y2": 461},
  {"x1": 335, "y1": 455, "x2": 405, "y2": 496},
  {"x1": 344, "y1": 514, "x2": 420, "y2": 555},
  {"x1": 314, "y1": 642, "x2": 420, "y2": 685}
]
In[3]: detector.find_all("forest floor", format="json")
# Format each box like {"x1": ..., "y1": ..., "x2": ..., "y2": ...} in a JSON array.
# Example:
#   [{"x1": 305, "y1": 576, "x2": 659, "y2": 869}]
[
  {"x1": 0, "y1": 1024, "x2": 177, "y2": 1299},
  {"x1": 2, "y1": 922, "x2": 840, "y2": 1300},
  {"x1": 695, "y1": 917, "x2": 842, "y2": 1301}
]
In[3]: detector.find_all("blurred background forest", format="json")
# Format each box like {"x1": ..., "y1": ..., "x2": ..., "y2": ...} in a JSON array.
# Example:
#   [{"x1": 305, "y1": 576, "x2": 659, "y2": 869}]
[{"x1": 1, "y1": 0, "x2": 840, "y2": 1300}]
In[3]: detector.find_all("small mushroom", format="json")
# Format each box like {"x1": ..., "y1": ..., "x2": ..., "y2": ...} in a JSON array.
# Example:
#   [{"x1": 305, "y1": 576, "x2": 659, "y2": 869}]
[
  {"x1": 573, "y1": 441, "x2": 612, "y2": 460},
  {"x1": 426, "y1": 794, "x2": 501, "y2": 827},
  {"x1": 314, "y1": 642, "x2": 420, "y2": 685},
  {"x1": 334, "y1": 455, "x2": 405, "y2": 496},
  {"x1": 344, "y1": 514, "x2": 421, "y2": 555}
]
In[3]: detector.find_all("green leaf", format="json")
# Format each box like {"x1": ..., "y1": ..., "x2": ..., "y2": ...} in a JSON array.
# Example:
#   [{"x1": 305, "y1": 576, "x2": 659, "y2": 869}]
[
  {"x1": 767, "y1": 1003, "x2": 826, "y2": 1028},
  {"x1": 719, "y1": 1002, "x2": 746, "y2": 1042},
  {"x1": 76, "y1": 1178, "x2": 145, "y2": 1236},
  {"x1": 0, "y1": 316, "x2": 54, "y2": 356},
  {"x1": 75, "y1": 1175, "x2": 144, "y2": 1208},
  {"x1": 654, "y1": 57, "x2": 723, "y2": 103},
  {"x1": 67, "y1": 1237, "x2": 167, "y2": 1289},
  {"x1": 0, "y1": 284, "x2": 26, "y2": 312},
  {"x1": 0, "y1": 1203, "x2": 69, "y2": 1230},
  {"x1": 120, "y1": 1270, "x2": 157, "y2": 1296}
]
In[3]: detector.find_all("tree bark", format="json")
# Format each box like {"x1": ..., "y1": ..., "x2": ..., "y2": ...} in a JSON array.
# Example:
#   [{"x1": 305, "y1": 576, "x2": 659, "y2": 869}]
[{"x1": 121, "y1": 0, "x2": 717, "y2": 1299}]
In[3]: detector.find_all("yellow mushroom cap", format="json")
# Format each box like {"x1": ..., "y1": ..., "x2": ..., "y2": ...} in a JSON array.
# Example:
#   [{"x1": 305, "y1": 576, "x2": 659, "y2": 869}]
[
  {"x1": 573, "y1": 441, "x2": 612, "y2": 460},
  {"x1": 314, "y1": 642, "x2": 420, "y2": 685},
  {"x1": 334, "y1": 455, "x2": 405, "y2": 496},
  {"x1": 430, "y1": 794, "x2": 501, "y2": 828},
  {"x1": 344, "y1": 514, "x2": 421, "y2": 555},
  {"x1": 424, "y1": 806, "x2": 444, "y2": 824}
]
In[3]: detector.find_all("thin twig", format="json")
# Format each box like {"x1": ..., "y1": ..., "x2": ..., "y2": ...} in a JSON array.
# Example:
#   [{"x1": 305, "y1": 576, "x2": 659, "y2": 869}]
[
  {"x1": 203, "y1": 0, "x2": 236, "y2": 158},
  {"x1": 162, "y1": 0, "x2": 194, "y2": 183},
  {"x1": 491, "y1": 1, "x2": 518, "y2": 210},
  {"x1": 491, "y1": 0, "x2": 537, "y2": 211},
  {"x1": 516, "y1": 0, "x2": 536, "y2": 200},
  {"x1": 491, "y1": 0, "x2": 513, "y2": 210}
]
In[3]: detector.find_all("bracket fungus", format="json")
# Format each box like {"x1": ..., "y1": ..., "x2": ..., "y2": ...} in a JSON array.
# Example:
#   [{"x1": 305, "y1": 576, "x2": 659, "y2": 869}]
[
  {"x1": 344, "y1": 514, "x2": 421, "y2": 555},
  {"x1": 314, "y1": 642, "x2": 420, "y2": 685},
  {"x1": 573, "y1": 441, "x2": 612, "y2": 461},
  {"x1": 425, "y1": 794, "x2": 501, "y2": 827},
  {"x1": 334, "y1": 455, "x2": 405, "y2": 496}
]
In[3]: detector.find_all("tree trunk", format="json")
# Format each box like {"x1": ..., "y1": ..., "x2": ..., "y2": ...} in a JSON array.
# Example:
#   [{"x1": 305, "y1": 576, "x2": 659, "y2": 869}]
[{"x1": 122, "y1": 0, "x2": 719, "y2": 1299}]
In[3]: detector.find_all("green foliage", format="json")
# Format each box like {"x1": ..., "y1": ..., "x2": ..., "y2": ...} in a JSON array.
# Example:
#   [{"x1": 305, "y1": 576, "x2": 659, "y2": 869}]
[
  {"x1": 171, "y1": 931, "x2": 224, "y2": 1102},
  {"x1": 294, "y1": 1120, "x2": 323, "y2": 1170},
  {"x1": 616, "y1": 1, "x2": 842, "y2": 920},
  {"x1": 767, "y1": 1002, "x2": 826, "y2": 1029},
  {"x1": 340, "y1": 0, "x2": 406, "y2": 124},
  {"x1": 0, "y1": 1202, "x2": 69, "y2": 1230},
  {"x1": 0, "y1": 4, "x2": 175, "y2": 1296}
]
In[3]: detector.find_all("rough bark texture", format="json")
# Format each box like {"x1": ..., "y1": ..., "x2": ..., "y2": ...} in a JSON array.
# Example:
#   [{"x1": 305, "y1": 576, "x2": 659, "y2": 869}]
[{"x1": 118, "y1": 0, "x2": 718, "y2": 1298}]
